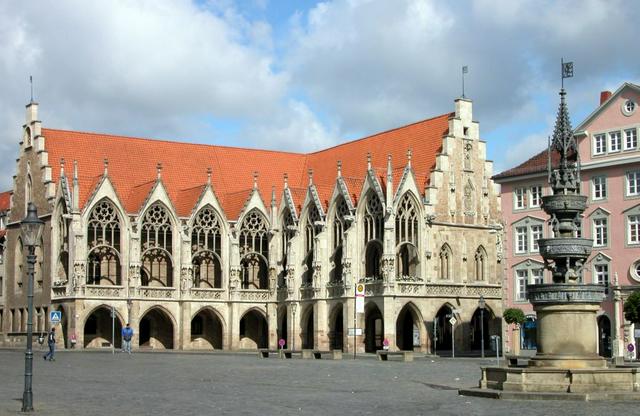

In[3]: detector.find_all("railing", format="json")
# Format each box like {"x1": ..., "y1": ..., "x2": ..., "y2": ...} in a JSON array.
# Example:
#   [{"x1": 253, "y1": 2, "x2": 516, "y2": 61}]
[
  {"x1": 326, "y1": 281, "x2": 346, "y2": 298},
  {"x1": 83, "y1": 285, "x2": 125, "y2": 298},
  {"x1": 51, "y1": 286, "x2": 67, "y2": 299},
  {"x1": 190, "y1": 288, "x2": 225, "y2": 300},
  {"x1": 238, "y1": 289, "x2": 271, "y2": 301},
  {"x1": 424, "y1": 284, "x2": 501, "y2": 298},
  {"x1": 363, "y1": 279, "x2": 384, "y2": 296},
  {"x1": 300, "y1": 283, "x2": 317, "y2": 299},
  {"x1": 139, "y1": 287, "x2": 177, "y2": 300}
]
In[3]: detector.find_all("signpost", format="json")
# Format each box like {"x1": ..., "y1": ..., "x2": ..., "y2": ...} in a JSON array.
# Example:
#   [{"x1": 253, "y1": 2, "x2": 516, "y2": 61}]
[
  {"x1": 354, "y1": 283, "x2": 365, "y2": 359},
  {"x1": 111, "y1": 306, "x2": 116, "y2": 355},
  {"x1": 449, "y1": 316, "x2": 457, "y2": 358}
]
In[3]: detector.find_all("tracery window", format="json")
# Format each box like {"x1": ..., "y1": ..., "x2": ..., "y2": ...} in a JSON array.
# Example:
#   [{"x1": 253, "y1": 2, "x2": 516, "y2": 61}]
[
  {"x1": 303, "y1": 204, "x2": 322, "y2": 285},
  {"x1": 279, "y1": 208, "x2": 296, "y2": 287},
  {"x1": 87, "y1": 199, "x2": 122, "y2": 285},
  {"x1": 396, "y1": 193, "x2": 419, "y2": 278},
  {"x1": 191, "y1": 206, "x2": 222, "y2": 288},
  {"x1": 56, "y1": 202, "x2": 70, "y2": 283},
  {"x1": 474, "y1": 246, "x2": 487, "y2": 281},
  {"x1": 141, "y1": 203, "x2": 173, "y2": 287},
  {"x1": 330, "y1": 197, "x2": 350, "y2": 282},
  {"x1": 439, "y1": 243, "x2": 452, "y2": 280},
  {"x1": 239, "y1": 210, "x2": 269, "y2": 289},
  {"x1": 364, "y1": 192, "x2": 383, "y2": 279}
]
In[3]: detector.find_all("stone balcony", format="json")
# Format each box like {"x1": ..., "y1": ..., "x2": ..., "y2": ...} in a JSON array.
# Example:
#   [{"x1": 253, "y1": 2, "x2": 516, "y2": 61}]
[
  {"x1": 237, "y1": 289, "x2": 271, "y2": 302},
  {"x1": 189, "y1": 288, "x2": 225, "y2": 301}
]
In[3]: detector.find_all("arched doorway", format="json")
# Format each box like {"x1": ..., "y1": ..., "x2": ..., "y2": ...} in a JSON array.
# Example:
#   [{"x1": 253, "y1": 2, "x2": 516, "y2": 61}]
[
  {"x1": 365, "y1": 303, "x2": 384, "y2": 352},
  {"x1": 329, "y1": 304, "x2": 344, "y2": 351},
  {"x1": 239, "y1": 309, "x2": 268, "y2": 349},
  {"x1": 597, "y1": 315, "x2": 612, "y2": 358},
  {"x1": 396, "y1": 304, "x2": 421, "y2": 351},
  {"x1": 471, "y1": 307, "x2": 491, "y2": 352},
  {"x1": 139, "y1": 308, "x2": 174, "y2": 349},
  {"x1": 434, "y1": 305, "x2": 453, "y2": 353},
  {"x1": 277, "y1": 306, "x2": 288, "y2": 349},
  {"x1": 302, "y1": 306, "x2": 315, "y2": 349},
  {"x1": 83, "y1": 306, "x2": 122, "y2": 349},
  {"x1": 190, "y1": 308, "x2": 223, "y2": 350}
]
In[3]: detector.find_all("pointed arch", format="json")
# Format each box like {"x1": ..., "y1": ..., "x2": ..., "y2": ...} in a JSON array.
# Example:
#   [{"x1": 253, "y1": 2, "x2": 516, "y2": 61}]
[
  {"x1": 190, "y1": 306, "x2": 225, "y2": 350},
  {"x1": 191, "y1": 205, "x2": 223, "y2": 288},
  {"x1": 362, "y1": 191, "x2": 384, "y2": 279},
  {"x1": 439, "y1": 243, "x2": 453, "y2": 280},
  {"x1": 279, "y1": 207, "x2": 296, "y2": 288},
  {"x1": 139, "y1": 306, "x2": 175, "y2": 350},
  {"x1": 83, "y1": 304, "x2": 124, "y2": 349},
  {"x1": 239, "y1": 209, "x2": 269, "y2": 289},
  {"x1": 141, "y1": 202, "x2": 174, "y2": 287},
  {"x1": 54, "y1": 199, "x2": 70, "y2": 284},
  {"x1": 396, "y1": 192, "x2": 420, "y2": 278},
  {"x1": 330, "y1": 195, "x2": 350, "y2": 283},
  {"x1": 396, "y1": 302, "x2": 424, "y2": 351},
  {"x1": 302, "y1": 201, "x2": 322, "y2": 285},
  {"x1": 239, "y1": 308, "x2": 268, "y2": 349},
  {"x1": 87, "y1": 198, "x2": 122, "y2": 285},
  {"x1": 474, "y1": 245, "x2": 487, "y2": 281}
]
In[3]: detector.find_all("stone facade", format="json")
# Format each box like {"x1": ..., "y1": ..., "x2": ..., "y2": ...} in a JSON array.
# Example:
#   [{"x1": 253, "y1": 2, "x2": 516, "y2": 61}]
[{"x1": 1, "y1": 98, "x2": 503, "y2": 353}]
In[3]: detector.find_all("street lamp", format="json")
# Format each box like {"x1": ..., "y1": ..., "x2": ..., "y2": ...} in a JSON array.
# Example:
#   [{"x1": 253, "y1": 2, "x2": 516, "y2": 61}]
[
  {"x1": 21, "y1": 202, "x2": 44, "y2": 412},
  {"x1": 478, "y1": 295, "x2": 486, "y2": 359}
]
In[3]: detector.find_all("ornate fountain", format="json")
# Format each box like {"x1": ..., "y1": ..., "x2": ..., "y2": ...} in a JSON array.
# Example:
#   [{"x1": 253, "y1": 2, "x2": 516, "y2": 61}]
[{"x1": 460, "y1": 88, "x2": 640, "y2": 399}]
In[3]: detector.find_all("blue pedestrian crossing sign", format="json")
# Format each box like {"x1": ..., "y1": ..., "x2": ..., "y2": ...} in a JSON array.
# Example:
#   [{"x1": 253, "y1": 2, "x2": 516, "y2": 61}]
[{"x1": 49, "y1": 311, "x2": 62, "y2": 323}]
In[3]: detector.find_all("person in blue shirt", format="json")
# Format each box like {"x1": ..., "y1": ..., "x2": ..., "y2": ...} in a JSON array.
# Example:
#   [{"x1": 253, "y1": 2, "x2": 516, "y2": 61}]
[
  {"x1": 121, "y1": 323, "x2": 134, "y2": 354},
  {"x1": 43, "y1": 327, "x2": 56, "y2": 361}
]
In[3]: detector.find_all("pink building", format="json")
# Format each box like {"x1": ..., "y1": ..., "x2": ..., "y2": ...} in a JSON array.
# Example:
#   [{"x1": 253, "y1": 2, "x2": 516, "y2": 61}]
[{"x1": 494, "y1": 83, "x2": 640, "y2": 359}]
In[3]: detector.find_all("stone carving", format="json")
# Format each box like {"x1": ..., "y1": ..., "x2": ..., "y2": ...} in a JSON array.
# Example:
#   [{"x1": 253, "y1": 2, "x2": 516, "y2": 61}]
[
  {"x1": 141, "y1": 287, "x2": 176, "y2": 299},
  {"x1": 229, "y1": 266, "x2": 241, "y2": 290},
  {"x1": 239, "y1": 290, "x2": 271, "y2": 301},
  {"x1": 181, "y1": 267, "x2": 193, "y2": 291},
  {"x1": 73, "y1": 262, "x2": 86, "y2": 288},
  {"x1": 85, "y1": 285, "x2": 124, "y2": 298},
  {"x1": 190, "y1": 288, "x2": 224, "y2": 300}
]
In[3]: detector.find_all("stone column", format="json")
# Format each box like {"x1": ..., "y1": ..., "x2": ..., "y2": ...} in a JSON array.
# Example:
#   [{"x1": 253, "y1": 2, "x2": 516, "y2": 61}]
[
  {"x1": 383, "y1": 299, "x2": 397, "y2": 351},
  {"x1": 315, "y1": 300, "x2": 329, "y2": 350}
]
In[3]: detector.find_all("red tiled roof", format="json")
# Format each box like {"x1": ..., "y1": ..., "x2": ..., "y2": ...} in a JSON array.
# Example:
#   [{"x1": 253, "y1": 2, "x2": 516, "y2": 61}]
[
  {"x1": 0, "y1": 190, "x2": 10, "y2": 211},
  {"x1": 42, "y1": 112, "x2": 451, "y2": 219},
  {"x1": 493, "y1": 149, "x2": 562, "y2": 180}
]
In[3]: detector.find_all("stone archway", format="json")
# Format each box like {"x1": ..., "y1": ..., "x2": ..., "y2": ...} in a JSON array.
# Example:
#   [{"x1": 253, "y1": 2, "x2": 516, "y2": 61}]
[
  {"x1": 396, "y1": 303, "x2": 421, "y2": 351},
  {"x1": 239, "y1": 309, "x2": 268, "y2": 349},
  {"x1": 83, "y1": 306, "x2": 122, "y2": 349},
  {"x1": 470, "y1": 307, "x2": 492, "y2": 352},
  {"x1": 329, "y1": 304, "x2": 344, "y2": 351},
  {"x1": 301, "y1": 305, "x2": 315, "y2": 350},
  {"x1": 597, "y1": 315, "x2": 612, "y2": 358},
  {"x1": 190, "y1": 308, "x2": 223, "y2": 350},
  {"x1": 365, "y1": 302, "x2": 383, "y2": 353},
  {"x1": 139, "y1": 308, "x2": 174, "y2": 349},
  {"x1": 434, "y1": 304, "x2": 454, "y2": 353}
]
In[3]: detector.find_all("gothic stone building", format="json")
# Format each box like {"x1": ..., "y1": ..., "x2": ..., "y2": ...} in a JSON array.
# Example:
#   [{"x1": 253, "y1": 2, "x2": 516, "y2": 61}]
[{"x1": 1, "y1": 98, "x2": 503, "y2": 353}]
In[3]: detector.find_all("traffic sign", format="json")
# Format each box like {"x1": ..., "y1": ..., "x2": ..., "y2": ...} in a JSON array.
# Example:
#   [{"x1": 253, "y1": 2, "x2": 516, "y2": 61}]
[
  {"x1": 348, "y1": 328, "x2": 363, "y2": 336},
  {"x1": 49, "y1": 310, "x2": 62, "y2": 324},
  {"x1": 278, "y1": 339, "x2": 286, "y2": 348},
  {"x1": 355, "y1": 283, "x2": 365, "y2": 313},
  {"x1": 355, "y1": 283, "x2": 365, "y2": 296},
  {"x1": 449, "y1": 317, "x2": 457, "y2": 326}
]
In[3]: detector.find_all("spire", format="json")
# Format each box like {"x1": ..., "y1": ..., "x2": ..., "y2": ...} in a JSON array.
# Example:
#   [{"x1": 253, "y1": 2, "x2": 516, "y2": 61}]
[
  {"x1": 103, "y1": 158, "x2": 109, "y2": 177},
  {"x1": 387, "y1": 154, "x2": 392, "y2": 178},
  {"x1": 406, "y1": 148, "x2": 412, "y2": 168},
  {"x1": 207, "y1": 167, "x2": 212, "y2": 185},
  {"x1": 60, "y1": 158, "x2": 65, "y2": 178},
  {"x1": 72, "y1": 160, "x2": 79, "y2": 211},
  {"x1": 253, "y1": 171, "x2": 258, "y2": 189},
  {"x1": 308, "y1": 168, "x2": 313, "y2": 186},
  {"x1": 271, "y1": 186, "x2": 276, "y2": 206},
  {"x1": 367, "y1": 152, "x2": 372, "y2": 171},
  {"x1": 551, "y1": 88, "x2": 575, "y2": 162},
  {"x1": 548, "y1": 88, "x2": 579, "y2": 196},
  {"x1": 156, "y1": 162, "x2": 162, "y2": 179},
  {"x1": 337, "y1": 160, "x2": 342, "y2": 178},
  {"x1": 283, "y1": 173, "x2": 288, "y2": 189}
]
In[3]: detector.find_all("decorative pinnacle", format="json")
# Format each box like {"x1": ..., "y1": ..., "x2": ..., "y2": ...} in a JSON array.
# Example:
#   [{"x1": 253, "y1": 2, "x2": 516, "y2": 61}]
[
  {"x1": 367, "y1": 152, "x2": 372, "y2": 170},
  {"x1": 253, "y1": 171, "x2": 258, "y2": 189},
  {"x1": 551, "y1": 89, "x2": 575, "y2": 164},
  {"x1": 60, "y1": 158, "x2": 65, "y2": 177},
  {"x1": 73, "y1": 160, "x2": 78, "y2": 181},
  {"x1": 156, "y1": 162, "x2": 162, "y2": 179},
  {"x1": 308, "y1": 168, "x2": 313, "y2": 186},
  {"x1": 407, "y1": 149, "x2": 412, "y2": 167},
  {"x1": 103, "y1": 158, "x2": 109, "y2": 176},
  {"x1": 337, "y1": 160, "x2": 342, "y2": 177},
  {"x1": 283, "y1": 172, "x2": 288, "y2": 189},
  {"x1": 387, "y1": 154, "x2": 392, "y2": 177},
  {"x1": 271, "y1": 186, "x2": 276, "y2": 205},
  {"x1": 207, "y1": 167, "x2": 212, "y2": 185}
]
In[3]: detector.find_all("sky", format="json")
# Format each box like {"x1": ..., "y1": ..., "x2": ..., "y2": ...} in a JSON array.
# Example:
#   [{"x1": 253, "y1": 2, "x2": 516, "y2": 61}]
[{"x1": 1, "y1": 0, "x2": 639, "y2": 192}]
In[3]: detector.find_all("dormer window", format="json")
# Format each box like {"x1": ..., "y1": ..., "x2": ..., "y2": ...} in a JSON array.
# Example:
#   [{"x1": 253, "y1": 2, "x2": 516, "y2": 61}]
[{"x1": 623, "y1": 99, "x2": 637, "y2": 116}]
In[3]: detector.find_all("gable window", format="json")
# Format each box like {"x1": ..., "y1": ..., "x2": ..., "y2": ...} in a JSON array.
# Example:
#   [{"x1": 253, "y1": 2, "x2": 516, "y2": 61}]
[
  {"x1": 514, "y1": 188, "x2": 526, "y2": 210},
  {"x1": 610, "y1": 131, "x2": 621, "y2": 152},
  {"x1": 514, "y1": 263, "x2": 544, "y2": 302},
  {"x1": 303, "y1": 203, "x2": 322, "y2": 286},
  {"x1": 141, "y1": 203, "x2": 174, "y2": 287},
  {"x1": 628, "y1": 214, "x2": 640, "y2": 245},
  {"x1": 87, "y1": 199, "x2": 122, "y2": 286},
  {"x1": 396, "y1": 194, "x2": 419, "y2": 279},
  {"x1": 529, "y1": 186, "x2": 542, "y2": 208},
  {"x1": 625, "y1": 129, "x2": 637, "y2": 150},
  {"x1": 191, "y1": 206, "x2": 223, "y2": 289},
  {"x1": 239, "y1": 210, "x2": 269, "y2": 289},
  {"x1": 515, "y1": 270, "x2": 528, "y2": 301},
  {"x1": 593, "y1": 217, "x2": 608, "y2": 247},
  {"x1": 280, "y1": 208, "x2": 296, "y2": 287},
  {"x1": 594, "y1": 264, "x2": 609, "y2": 286},
  {"x1": 592, "y1": 176, "x2": 607, "y2": 200},
  {"x1": 627, "y1": 171, "x2": 640, "y2": 197},
  {"x1": 594, "y1": 134, "x2": 606, "y2": 155},
  {"x1": 363, "y1": 192, "x2": 384, "y2": 279},
  {"x1": 530, "y1": 225, "x2": 543, "y2": 252},
  {"x1": 330, "y1": 197, "x2": 350, "y2": 283},
  {"x1": 624, "y1": 100, "x2": 637, "y2": 115}
]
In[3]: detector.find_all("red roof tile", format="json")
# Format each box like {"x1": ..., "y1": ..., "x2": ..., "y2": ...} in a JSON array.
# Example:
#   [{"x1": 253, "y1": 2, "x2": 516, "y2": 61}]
[
  {"x1": 493, "y1": 149, "x2": 567, "y2": 180},
  {"x1": 0, "y1": 190, "x2": 10, "y2": 211},
  {"x1": 42, "y1": 113, "x2": 451, "y2": 219}
]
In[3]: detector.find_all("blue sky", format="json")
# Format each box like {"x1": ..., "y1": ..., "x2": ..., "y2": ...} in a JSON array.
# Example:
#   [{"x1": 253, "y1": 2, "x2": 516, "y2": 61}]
[{"x1": 0, "y1": 0, "x2": 639, "y2": 190}]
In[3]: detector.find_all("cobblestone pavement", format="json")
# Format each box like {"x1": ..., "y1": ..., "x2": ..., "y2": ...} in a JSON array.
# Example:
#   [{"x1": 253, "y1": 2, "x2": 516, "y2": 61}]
[{"x1": 0, "y1": 349, "x2": 638, "y2": 415}]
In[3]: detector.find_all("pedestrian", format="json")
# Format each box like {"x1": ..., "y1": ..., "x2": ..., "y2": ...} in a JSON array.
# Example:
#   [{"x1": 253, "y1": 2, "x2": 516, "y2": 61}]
[
  {"x1": 121, "y1": 323, "x2": 133, "y2": 354},
  {"x1": 43, "y1": 327, "x2": 56, "y2": 361}
]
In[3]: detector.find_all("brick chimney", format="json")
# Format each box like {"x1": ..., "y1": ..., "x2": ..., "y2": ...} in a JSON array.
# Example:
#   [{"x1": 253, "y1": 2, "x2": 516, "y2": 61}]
[{"x1": 600, "y1": 91, "x2": 612, "y2": 105}]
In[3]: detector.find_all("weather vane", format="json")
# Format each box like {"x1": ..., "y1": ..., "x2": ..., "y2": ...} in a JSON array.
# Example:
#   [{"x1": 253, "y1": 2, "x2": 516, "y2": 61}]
[
  {"x1": 462, "y1": 65, "x2": 469, "y2": 98},
  {"x1": 561, "y1": 58, "x2": 573, "y2": 89}
]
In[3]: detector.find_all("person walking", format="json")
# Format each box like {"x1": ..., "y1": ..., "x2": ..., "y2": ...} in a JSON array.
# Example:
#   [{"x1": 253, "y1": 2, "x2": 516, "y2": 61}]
[
  {"x1": 43, "y1": 327, "x2": 56, "y2": 361},
  {"x1": 121, "y1": 323, "x2": 133, "y2": 354}
]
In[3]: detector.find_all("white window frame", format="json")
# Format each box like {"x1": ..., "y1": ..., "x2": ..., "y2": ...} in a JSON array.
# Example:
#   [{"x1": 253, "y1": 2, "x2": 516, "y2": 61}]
[
  {"x1": 592, "y1": 217, "x2": 608, "y2": 247},
  {"x1": 610, "y1": 131, "x2": 621, "y2": 152},
  {"x1": 529, "y1": 185, "x2": 542, "y2": 208},
  {"x1": 628, "y1": 214, "x2": 640, "y2": 245},
  {"x1": 592, "y1": 176, "x2": 607, "y2": 201},
  {"x1": 530, "y1": 224, "x2": 543, "y2": 253},
  {"x1": 531, "y1": 268, "x2": 544, "y2": 285},
  {"x1": 594, "y1": 134, "x2": 606, "y2": 155},
  {"x1": 514, "y1": 187, "x2": 526, "y2": 210},
  {"x1": 624, "y1": 128, "x2": 637, "y2": 151},
  {"x1": 627, "y1": 171, "x2": 640, "y2": 197},
  {"x1": 594, "y1": 263, "x2": 609, "y2": 286},
  {"x1": 515, "y1": 270, "x2": 528, "y2": 301}
]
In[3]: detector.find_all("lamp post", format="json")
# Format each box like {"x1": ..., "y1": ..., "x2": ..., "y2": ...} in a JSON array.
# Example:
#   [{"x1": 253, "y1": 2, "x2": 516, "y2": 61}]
[
  {"x1": 478, "y1": 295, "x2": 486, "y2": 358},
  {"x1": 21, "y1": 202, "x2": 44, "y2": 412}
]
